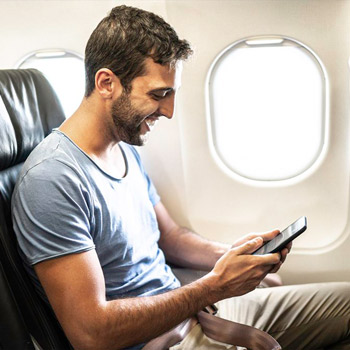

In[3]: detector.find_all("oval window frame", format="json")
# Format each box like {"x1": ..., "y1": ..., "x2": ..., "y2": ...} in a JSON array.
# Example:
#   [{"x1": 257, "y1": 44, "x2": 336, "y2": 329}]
[{"x1": 206, "y1": 35, "x2": 329, "y2": 185}]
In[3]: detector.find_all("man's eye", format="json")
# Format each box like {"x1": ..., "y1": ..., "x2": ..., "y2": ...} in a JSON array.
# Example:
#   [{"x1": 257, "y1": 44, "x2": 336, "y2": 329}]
[
  {"x1": 152, "y1": 93, "x2": 165, "y2": 100},
  {"x1": 151, "y1": 90, "x2": 172, "y2": 100}
]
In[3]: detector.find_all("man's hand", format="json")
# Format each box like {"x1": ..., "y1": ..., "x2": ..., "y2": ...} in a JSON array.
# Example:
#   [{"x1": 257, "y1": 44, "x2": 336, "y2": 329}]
[
  {"x1": 232, "y1": 229, "x2": 292, "y2": 264},
  {"x1": 205, "y1": 236, "x2": 285, "y2": 301},
  {"x1": 231, "y1": 229, "x2": 281, "y2": 248}
]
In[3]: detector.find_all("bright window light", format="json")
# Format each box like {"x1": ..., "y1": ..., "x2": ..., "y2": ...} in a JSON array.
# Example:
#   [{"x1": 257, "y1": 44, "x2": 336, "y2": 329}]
[
  {"x1": 208, "y1": 37, "x2": 326, "y2": 181},
  {"x1": 16, "y1": 50, "x2": 85, "y2": 118}
]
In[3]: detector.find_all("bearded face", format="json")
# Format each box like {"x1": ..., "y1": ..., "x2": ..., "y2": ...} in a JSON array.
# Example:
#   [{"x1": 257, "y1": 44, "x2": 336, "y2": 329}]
[
  {"x1": 111, "y1": 90, "x2": 144, "y2": 146},
  {"x1": 111, "y1": 90, "x2": 159, "y2": 146}
]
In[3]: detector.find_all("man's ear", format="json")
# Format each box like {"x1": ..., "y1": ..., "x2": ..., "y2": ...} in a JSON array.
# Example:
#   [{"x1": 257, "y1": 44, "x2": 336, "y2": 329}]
[{"x1": 94, "y1": 68, "x2": 122, "y2": 99}]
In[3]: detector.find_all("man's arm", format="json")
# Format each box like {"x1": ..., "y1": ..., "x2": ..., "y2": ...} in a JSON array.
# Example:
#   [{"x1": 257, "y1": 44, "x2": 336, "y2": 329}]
[
  {"x1": 156, "y1": 201, "x2": 287, "y2": 271},
  {"x1": 156, "y1": 202, "x2": 230, "y2": 270},
  {"x1": 35, "y1": 235, "x2": 281, "y2": 350}
]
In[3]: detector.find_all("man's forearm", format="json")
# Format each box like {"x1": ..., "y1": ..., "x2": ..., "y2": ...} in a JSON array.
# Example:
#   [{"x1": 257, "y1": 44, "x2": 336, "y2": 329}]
[
  {"x1": 159, "y1": 226, "x2": 230, "y2": 270},
  {"x1": 72, "y1": 275, "x2": 217, "y2": 350},
  {"x1": 39, "y1": 236, "x2": 281, "y2": 350}
]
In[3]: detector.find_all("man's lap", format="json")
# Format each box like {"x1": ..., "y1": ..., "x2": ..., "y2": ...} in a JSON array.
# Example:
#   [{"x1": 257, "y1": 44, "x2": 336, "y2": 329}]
[{"x1": 171, "y1": 282, "x2": 350, "y2": 350}]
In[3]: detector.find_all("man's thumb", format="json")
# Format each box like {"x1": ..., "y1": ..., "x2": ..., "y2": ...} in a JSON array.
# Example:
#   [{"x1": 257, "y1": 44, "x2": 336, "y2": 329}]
[{"x1": 235, "y1": 237, "x2": 264, "y2": 255}]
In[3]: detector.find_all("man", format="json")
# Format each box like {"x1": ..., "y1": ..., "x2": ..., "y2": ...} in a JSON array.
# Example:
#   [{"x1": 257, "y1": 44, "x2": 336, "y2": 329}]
[{"x1": 12, "y1": 5, "x2": 350, "y2": 350}]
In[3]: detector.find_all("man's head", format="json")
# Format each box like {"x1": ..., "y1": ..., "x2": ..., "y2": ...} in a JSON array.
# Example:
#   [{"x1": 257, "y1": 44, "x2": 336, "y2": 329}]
[
  {"x1": 109, "y1": 57, "x2": 182, "y2": 146},
  {"x1": 84, "y1": 5, "x2": 192, "y2": 97}
]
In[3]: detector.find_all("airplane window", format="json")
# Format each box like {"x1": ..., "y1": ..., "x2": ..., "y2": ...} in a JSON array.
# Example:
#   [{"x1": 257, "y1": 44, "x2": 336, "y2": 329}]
[
  {"x1": 16, "y1": 49, "x2": 85, "y2": 118},
  {"x1": 208, "y1": 37, "x2": 327, "y2": 182}
]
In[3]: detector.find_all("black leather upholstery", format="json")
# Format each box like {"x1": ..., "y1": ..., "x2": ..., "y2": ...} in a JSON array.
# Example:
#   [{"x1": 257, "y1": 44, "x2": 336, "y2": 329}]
[{"x1": 0, "y1": 69, "x2": 72, "y2": 349}]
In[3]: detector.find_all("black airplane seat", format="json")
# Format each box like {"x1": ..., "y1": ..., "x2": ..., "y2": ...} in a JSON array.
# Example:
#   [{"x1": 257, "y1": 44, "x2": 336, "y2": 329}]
[{"x1": 0, "y1": 69, "x2": 73, "y2": 349}]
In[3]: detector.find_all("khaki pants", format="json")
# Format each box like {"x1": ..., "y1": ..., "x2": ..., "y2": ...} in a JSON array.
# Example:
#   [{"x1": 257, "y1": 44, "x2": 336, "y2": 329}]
[{"x1": 170, "y1": 282, "x2": 350, "y2": 350}]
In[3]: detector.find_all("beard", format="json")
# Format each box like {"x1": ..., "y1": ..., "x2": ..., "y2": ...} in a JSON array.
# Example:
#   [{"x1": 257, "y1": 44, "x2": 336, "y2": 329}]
[{"x1": 111, "y1": 90, "x2": 149, "y2": 146}]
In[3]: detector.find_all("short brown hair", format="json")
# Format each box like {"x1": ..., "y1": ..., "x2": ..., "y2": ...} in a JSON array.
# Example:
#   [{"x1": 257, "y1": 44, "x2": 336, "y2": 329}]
[{"x1": 84, "y1": 5, "x2": 193, "y2": 96}]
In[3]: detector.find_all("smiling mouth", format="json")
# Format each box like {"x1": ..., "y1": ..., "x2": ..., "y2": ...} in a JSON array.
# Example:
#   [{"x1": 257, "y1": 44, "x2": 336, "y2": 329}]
[{"x1": 144, "y1": 116, "x2": 159, "y2": 132}]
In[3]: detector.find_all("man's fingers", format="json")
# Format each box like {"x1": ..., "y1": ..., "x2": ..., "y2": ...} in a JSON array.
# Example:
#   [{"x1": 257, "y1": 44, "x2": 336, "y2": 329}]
[
  {"x1": 261, "y1": 252, "x2": 281, "y2": 266},
  {"x1": 260, "y1": 229, "x2": 280, "y2": 242},
  {"x1": 280, "y1": 247, "x2": 289, "y2": 263},
  {"x1": 285, "y1": 241, "x2": 293, "y2": 252},
  {"x1": 234, "y1": 237, "x2": 264, "y2": 255},
  {"x1": 269, "y1": 260, "x2": 283, "y2": 274}
]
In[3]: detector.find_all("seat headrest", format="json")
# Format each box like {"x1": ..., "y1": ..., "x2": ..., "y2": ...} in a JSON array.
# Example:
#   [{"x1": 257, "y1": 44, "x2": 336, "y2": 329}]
[{"x1": 0, "y1": 69, "x2": 65, "y2": 170}]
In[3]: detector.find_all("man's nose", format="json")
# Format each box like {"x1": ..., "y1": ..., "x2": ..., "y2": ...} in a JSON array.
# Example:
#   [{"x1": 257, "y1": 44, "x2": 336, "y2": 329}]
[{"x1": 158, "y1": 95, "x2": 175, "y2": 119}]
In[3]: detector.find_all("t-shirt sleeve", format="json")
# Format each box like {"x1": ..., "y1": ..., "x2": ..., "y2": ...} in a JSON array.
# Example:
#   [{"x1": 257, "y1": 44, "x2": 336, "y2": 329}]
[{"x1": 12, "y1": 159, "x2": 95, "y2": 265}]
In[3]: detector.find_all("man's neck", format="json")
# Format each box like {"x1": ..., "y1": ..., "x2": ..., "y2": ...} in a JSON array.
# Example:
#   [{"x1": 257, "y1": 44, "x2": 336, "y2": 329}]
[{"x1": 59, "y1": 98, "x2": 127, "y2": 178}]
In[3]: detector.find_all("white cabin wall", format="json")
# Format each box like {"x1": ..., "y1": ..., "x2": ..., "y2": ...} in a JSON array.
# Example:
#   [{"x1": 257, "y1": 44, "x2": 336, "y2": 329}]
[{"x1": 0, "y1": 0, "x2": 168, "y2": 68}]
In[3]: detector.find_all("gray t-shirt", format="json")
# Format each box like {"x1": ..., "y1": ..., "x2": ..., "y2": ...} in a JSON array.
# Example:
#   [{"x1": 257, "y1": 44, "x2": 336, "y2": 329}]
[{"x1": 12, "y1": 130, "x2": 180, "y2": 305}]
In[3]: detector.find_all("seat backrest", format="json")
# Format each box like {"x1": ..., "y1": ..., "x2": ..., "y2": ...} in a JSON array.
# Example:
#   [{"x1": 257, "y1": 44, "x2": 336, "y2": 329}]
[
  {"x1": 0, "y1": 69, "x2": 72, "y2": 349},
  {"x1": 0, "y1": 259, "x2": 35, "y2": 349}
]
